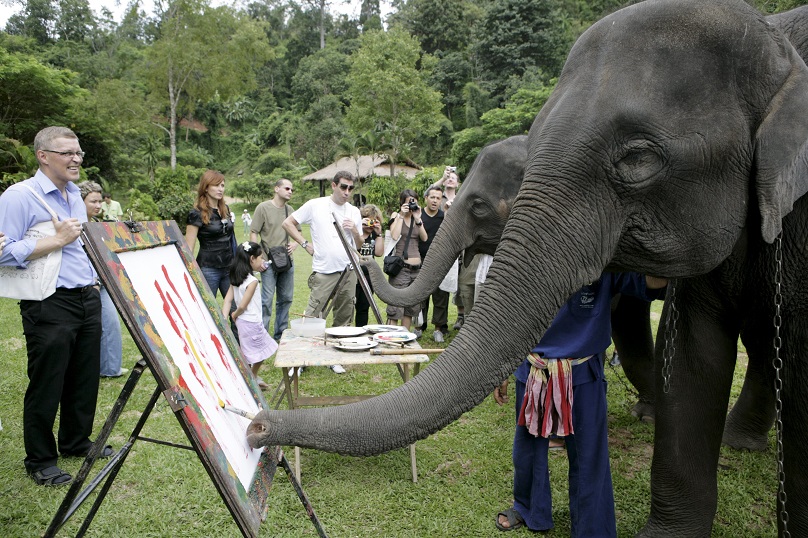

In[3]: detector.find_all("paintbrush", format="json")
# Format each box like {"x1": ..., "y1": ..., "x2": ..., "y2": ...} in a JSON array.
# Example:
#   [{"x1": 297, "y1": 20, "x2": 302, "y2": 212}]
[{"x1": 220, "y1": 403, "x2": 256, "y2": 420}]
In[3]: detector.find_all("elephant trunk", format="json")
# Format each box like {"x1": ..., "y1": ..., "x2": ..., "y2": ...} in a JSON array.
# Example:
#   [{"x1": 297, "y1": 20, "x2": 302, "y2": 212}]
[
  {"x1": 247, "y1": 183, "x2": 611, "y2": 455},
  {"x1": 366, "y1": 216, "x2": 471, "y2": 307}
]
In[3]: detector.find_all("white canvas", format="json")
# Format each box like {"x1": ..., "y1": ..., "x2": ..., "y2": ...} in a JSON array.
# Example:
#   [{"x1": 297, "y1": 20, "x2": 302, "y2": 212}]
[{"x1": 119, "y1": 245, "x2": 262, "y2": 488}]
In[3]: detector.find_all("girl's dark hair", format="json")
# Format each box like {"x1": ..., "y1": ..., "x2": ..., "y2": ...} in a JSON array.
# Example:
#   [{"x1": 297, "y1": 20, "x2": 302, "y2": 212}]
[
  {"x1": 230, "y1": 241, "x2": 263, "y2": 286},
  {"x1": 399, "y1": 188, "x2": 418, "y2": 205}
]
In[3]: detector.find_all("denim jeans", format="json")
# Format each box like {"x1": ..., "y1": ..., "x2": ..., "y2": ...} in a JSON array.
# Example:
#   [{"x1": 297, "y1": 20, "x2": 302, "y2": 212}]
[
  {"x1": 99, "y1": 287, "x2": 124, "y2": 376},
  {"x1": 260, "y1": 266, "x2": 294, "y2": 341},
  {"x1": 200, "y1": 266, "x2": 239, "y2": 341}
]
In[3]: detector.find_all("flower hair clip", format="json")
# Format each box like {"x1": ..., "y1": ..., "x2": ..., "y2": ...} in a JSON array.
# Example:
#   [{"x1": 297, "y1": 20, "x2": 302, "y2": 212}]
[{"x1": 241, "y1": 242, "x2": 252, "y2": 252}]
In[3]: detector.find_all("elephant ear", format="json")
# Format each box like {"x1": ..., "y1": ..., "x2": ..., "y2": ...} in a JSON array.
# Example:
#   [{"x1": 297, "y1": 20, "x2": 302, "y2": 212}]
[{"x1": 754, "y1": 42, "x2": 808, "y2": 244}]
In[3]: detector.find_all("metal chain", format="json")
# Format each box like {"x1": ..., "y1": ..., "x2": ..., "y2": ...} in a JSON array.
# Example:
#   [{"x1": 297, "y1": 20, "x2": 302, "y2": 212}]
[
  {"x1": 772, "y1": 232, "x2": 789, "y2": 537},
  {"x1": 607, "y1": 355, "x2": 640, "y2": 399},
  {"x1": 661, "y1": 279, "x2": 678, "y2": 394}
]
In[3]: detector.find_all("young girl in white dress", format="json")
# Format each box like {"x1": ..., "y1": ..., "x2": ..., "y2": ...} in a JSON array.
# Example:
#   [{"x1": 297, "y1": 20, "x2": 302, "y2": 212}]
[{"x1": 222, "y1": 242, "x2": 278, "y2": 389}]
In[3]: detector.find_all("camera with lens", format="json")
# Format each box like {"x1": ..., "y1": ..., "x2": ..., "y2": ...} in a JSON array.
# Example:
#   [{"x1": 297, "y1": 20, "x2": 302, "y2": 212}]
[
  {"x1": 408, "y1": 199, "x2": 419, "y2": 212},
  {"x1": 447, "y1": 166, "x2": 457, "y2": 173}
]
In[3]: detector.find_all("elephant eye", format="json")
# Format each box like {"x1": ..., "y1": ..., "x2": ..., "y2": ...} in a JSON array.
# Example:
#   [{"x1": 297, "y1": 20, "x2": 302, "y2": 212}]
[
  {"x1": 470, "y1": 198, "x2": 489, "y2": 217},
  {"x1": 613, "y1": 141, "x2": 665, "y2": 184}
]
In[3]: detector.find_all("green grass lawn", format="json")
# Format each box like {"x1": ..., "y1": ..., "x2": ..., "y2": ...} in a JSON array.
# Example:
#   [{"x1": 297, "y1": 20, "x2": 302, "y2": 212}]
[{"x1": 0, "y1": 230, "x2": 777, "y2": 537}]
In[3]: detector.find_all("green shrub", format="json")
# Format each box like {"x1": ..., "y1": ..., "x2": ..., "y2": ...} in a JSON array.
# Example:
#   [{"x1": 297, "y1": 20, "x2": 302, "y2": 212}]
[
  {"x1": 125, "y1": 188, "x2": 159, "y2": 221},
  {"x1": 363, "y1": 174, "x2": 411, "y2": 217},
  {"x1": 256, "y1": 149, "x2": 293, "y2": 175},
  {"x1": 157, "y1": 192, "x2": 195, "y2": 233}
]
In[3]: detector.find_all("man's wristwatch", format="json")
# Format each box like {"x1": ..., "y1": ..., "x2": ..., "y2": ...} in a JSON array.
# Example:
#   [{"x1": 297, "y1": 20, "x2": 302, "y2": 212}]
[
  {"x1": 415, "y1": 220, "x2": 423, "y2": 226},
  {"x1": 300, "y1": 240, "x2": 309, "y2": 249}
]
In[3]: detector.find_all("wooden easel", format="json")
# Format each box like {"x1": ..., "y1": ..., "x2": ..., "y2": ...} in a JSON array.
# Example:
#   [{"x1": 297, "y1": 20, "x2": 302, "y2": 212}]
[
  {"x1": 42, "y1": 359, "x2": 327, "y2": 538},
  {"x1": 46, "y1": 220, "x2": 329, "y2": 538}
]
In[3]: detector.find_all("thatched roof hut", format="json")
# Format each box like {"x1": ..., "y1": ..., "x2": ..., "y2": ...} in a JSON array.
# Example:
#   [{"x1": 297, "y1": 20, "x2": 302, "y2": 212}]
[{"x1": 302, "y1": 154, "x2": 421, "y2": 196}]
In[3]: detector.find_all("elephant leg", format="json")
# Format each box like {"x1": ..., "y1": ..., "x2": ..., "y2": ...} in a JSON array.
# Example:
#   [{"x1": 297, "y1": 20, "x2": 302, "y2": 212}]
[
  {"x1": 640, "y1": 280, "x2": 739, "y2": 537},
  {"x1": 722, "y1": 339, "x2": 774, "y2": 451},
  {"x1": 610, "y1": 295, "x2": 655, "y2": 422}
]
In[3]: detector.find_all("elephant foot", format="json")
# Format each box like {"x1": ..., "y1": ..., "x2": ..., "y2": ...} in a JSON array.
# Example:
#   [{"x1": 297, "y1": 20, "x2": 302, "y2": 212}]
[
  {"x1": 630, "y1": 400, "x2": 655, "y2": 424},
  {"x1": 721, "y1": 428, "x2": 768, "y2": 452}
]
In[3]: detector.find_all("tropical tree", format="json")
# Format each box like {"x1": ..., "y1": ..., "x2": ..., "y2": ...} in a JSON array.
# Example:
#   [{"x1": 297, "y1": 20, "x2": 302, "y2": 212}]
[
  {"x1": 142, "y1": 0, "x2": 272, "y2": 168},
  {"x1": 0, "y1": 47, "x2": 81, "y2": 141},
  {"x1": 346, "y1": 28, "x2": 445, "y2": 176},
  {"x1": 473, "y1": 0, "x2": 571, "y2": 102}
]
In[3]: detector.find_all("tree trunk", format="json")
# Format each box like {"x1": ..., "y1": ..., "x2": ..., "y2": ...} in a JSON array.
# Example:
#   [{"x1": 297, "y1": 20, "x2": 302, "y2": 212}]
[{"x1": 168, "y1": 65, "x2": 178, "y2": 170}]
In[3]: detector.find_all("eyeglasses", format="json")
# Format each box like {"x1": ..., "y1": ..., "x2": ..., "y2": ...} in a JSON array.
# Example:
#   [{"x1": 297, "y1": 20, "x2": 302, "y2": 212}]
[
  {"x1": 43, "y1": 149, "x2": 85, "y2": 159},
  {"x1": 337, "y1": 183, "x2": 355, "y2": 192}
]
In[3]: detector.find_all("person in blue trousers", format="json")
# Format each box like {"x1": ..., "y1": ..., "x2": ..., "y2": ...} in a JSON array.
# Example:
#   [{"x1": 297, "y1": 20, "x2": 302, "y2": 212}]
[
  {"x1": 78, "y1": 180, "x2": 127, "y2": 378},
  {"x1": 495, "y1": 273, "x2": 667, "y2": 535}
]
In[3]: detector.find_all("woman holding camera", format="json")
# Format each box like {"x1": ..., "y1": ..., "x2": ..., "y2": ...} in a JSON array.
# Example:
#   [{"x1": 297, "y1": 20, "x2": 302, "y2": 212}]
[
  {"x1": 386, "y1": 189, "x2": 428, "y2": 331},
  {"x1": 354, "y1": 204, "x2": 385, "y2": 327}
]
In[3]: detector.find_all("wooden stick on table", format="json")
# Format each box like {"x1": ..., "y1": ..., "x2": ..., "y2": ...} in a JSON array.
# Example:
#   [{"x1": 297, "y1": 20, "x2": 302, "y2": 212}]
[{"x1": 370, "y1": 348, "x2": 444, "y2": 355}]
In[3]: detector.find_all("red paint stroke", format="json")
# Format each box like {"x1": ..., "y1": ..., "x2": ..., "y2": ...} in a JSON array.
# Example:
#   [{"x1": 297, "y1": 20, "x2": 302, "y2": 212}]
[
  {"x1": 154, "y1": 280, "x2": 190, "y2": 356},
  {"x1": 163, "y1": 264, "x2": 191, "y2": 313},
  {"x1": 184, "y1": 271, "x2": 199, "y2": 304},
  {"x1": 186, "y1": 362, "x2": 208, "y2": 401},
  {"x1": 211, "y1": 333, "x2": 236, "y2": 379}
]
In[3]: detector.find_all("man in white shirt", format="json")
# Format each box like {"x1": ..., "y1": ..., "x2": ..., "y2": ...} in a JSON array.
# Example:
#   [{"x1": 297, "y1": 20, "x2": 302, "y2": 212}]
[{"x1": 283, "y1": 171, "x2": 363, "y2": 373}]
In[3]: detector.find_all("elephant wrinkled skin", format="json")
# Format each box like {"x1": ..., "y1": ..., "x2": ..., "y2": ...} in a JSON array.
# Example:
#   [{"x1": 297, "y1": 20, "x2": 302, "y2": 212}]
[
  {"x1": 366, "y1": 135, "x2": 661, "y2": 422},
  {"x1": 249, "y1": 1, "x2": 808, "y2": 535}
]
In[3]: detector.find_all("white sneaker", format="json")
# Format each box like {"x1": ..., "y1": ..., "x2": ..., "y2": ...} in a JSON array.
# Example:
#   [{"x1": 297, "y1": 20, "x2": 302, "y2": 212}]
[
  {"x1": 330, "y1": 364, "x2": 346, "y2": 374},
  {"x1": 433, "y1": 330, "x2": 444, "y2": 343},
  {"x1": 288, "y1": 367, "x2": 304, "y2": 377}
]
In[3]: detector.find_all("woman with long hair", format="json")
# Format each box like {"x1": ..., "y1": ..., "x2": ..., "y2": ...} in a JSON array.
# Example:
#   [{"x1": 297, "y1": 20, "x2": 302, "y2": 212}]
[
  {"x1": 186, "y1": 170, "x2": 238, "y2": 339},
  {"x1": 185, "y1": 170, "x2": 236, "y2": 299}
]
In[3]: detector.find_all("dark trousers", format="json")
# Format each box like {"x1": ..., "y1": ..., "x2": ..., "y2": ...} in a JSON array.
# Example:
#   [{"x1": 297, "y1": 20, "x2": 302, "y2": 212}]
[
  {"x1": 20, "y1": 287, "x2": 102, "y2": 472},
  {"x1": 419, "y1": 288, "x2": 449, "y2": 331},
  {"x1": 512, "y1": 355, "x2": 615, "y2": 536},
  {"x1": 355, "y1": 268, "x2": 375, "y2": 327}
]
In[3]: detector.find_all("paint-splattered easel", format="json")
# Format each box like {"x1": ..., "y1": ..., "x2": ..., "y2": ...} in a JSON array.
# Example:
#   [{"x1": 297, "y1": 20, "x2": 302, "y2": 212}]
[{"x1": 42, "y1": 220, "x2": 328, "y2": 538}]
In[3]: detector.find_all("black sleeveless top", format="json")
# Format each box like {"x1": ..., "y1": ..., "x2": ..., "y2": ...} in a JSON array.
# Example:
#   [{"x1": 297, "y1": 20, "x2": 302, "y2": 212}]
[{"x1": 187, "y1": 207, "x2": 234, "y2": 269}]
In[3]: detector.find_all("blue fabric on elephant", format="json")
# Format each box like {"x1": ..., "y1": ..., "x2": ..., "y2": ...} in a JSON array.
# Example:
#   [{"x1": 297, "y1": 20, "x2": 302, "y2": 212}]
[{"x1": 509, "y1": 272, "x2": 660, "y2": 535}]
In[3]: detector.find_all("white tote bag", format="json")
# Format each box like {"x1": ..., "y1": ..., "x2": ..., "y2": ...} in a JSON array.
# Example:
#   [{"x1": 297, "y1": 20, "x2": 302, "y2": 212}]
[{"x1": 0, "y1": 184, "x2": 62, "y2": 301}]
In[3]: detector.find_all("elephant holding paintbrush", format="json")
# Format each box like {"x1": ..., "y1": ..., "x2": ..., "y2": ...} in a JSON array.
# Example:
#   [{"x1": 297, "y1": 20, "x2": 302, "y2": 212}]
[{"x1": 249, "y1": 1, "x2": 808, "y2": 534}]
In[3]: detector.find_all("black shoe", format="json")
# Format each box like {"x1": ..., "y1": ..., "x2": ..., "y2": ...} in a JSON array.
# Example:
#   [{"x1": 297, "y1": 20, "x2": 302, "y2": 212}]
[{"x1": 29, "y1": 466, "x2": 72, "y2": 486}]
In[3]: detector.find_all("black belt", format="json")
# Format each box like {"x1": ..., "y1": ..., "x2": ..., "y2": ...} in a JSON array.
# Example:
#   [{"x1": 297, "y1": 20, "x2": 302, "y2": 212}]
[
  {"x1": 403, "y1": 262, "x2": 421, "y2": 270},
  {"x1": 56, "y1": 285, "x2": 96, "y2": 294}
]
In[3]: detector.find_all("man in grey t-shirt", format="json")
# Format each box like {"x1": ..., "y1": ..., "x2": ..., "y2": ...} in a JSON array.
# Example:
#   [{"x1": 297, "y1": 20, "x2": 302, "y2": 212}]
[{"x1": 250, "y1": 178, "x2": 299, "y2": 341}]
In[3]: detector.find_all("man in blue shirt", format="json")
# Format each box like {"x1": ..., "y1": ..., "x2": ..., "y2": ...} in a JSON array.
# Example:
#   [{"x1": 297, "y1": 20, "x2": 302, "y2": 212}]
[
  {"x1": 495, "y1": 273, "x2": 666, "y2": 536},
  {"x1": 0, "y1": 126, "x2": 105, "y2": 486}
]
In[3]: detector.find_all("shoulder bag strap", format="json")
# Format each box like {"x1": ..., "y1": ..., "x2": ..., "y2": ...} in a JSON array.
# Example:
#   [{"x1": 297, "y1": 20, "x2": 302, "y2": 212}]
[
  {"x1": 284, "y1": 205, "x2": 289, "y2": 247},
  {"x1": 21, "y1": 184, "x2": 59, "y2": 220},
  {"x1": 401, "y1": 217, "x2": 414, "y2": 256}
]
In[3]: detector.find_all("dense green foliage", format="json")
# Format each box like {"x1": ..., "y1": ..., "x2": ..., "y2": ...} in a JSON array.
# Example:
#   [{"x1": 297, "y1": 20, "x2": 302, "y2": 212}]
[{"x1": 0, "y1": 0, "x2": 801, "y2": 213}]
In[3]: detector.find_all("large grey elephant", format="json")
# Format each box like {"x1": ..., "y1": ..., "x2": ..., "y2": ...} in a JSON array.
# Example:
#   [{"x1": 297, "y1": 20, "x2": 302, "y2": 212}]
[{"x1": 249, "y1": 0, "x2": 808, "y2": 534}]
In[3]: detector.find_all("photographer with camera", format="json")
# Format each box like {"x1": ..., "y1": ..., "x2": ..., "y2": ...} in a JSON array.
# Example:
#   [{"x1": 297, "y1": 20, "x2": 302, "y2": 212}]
[
  {"x1": 354, "y1": 204, "x2": 384, "y2": 327},
  {"x1": 427, "y1": 165, "x2": 460, "y2": 212},
  {"x1": 386, "y1": 189, "x2": 428, "y2": 331},
  {"x1": 427, "y1": 166, "x2": 469, "y2": 330}
]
